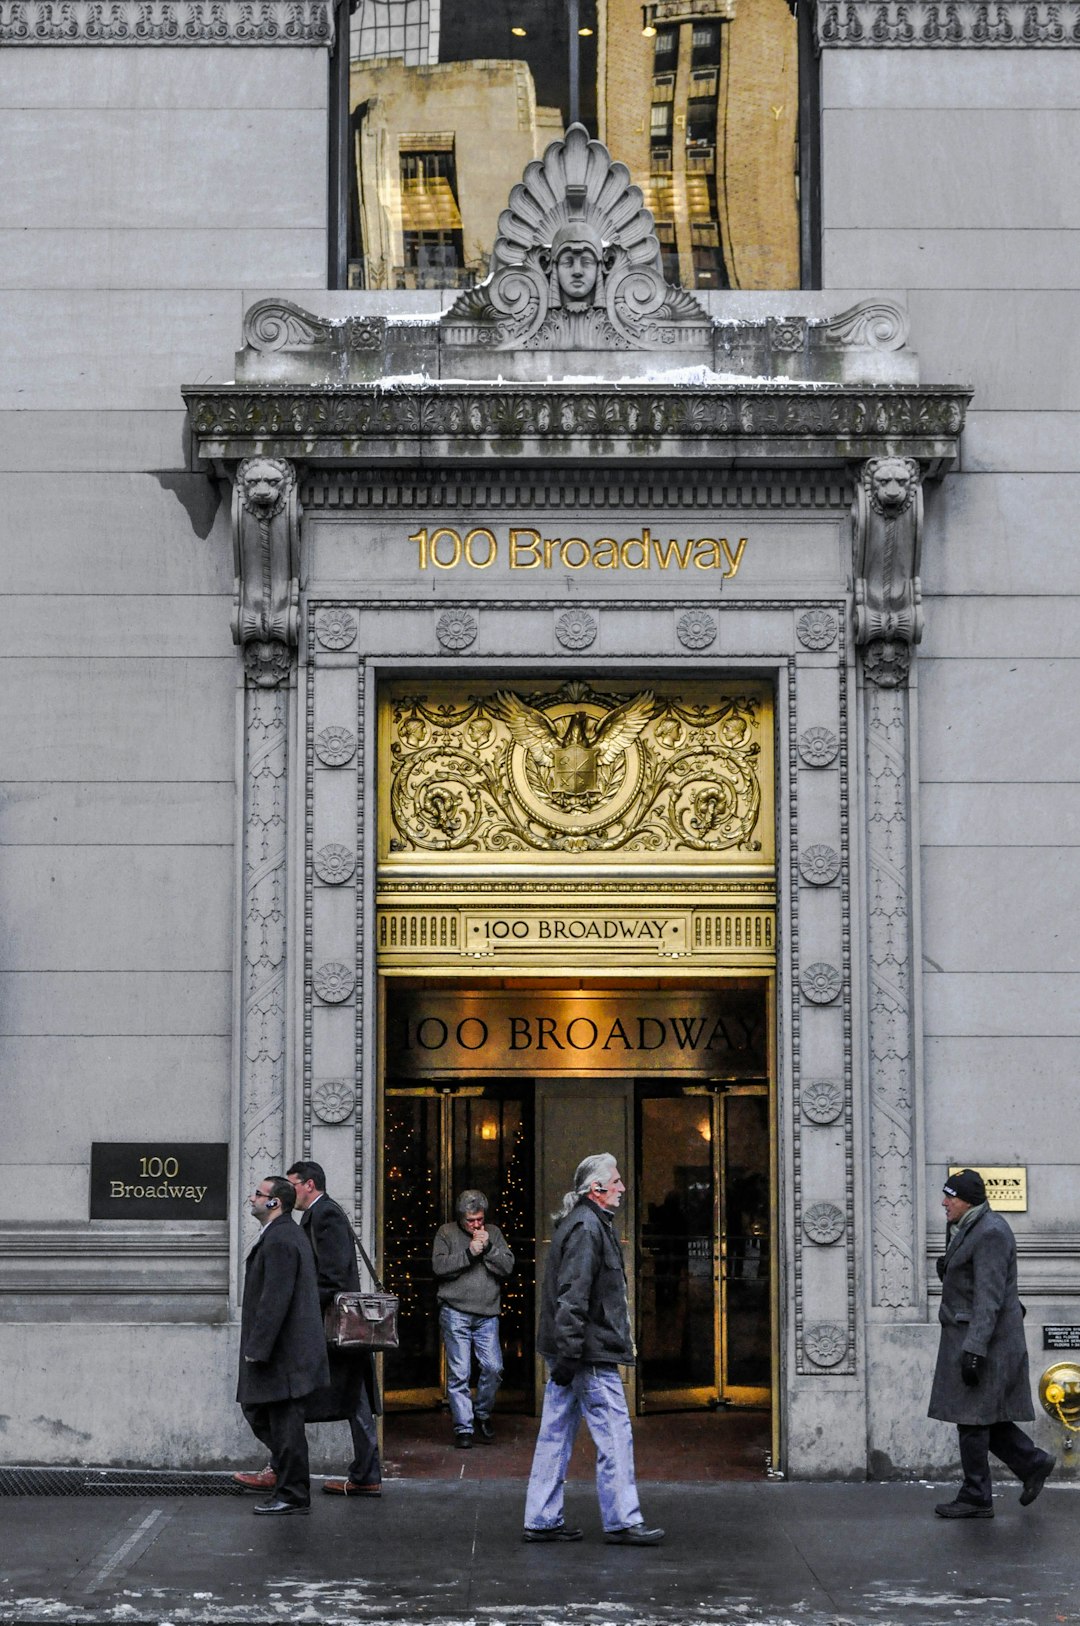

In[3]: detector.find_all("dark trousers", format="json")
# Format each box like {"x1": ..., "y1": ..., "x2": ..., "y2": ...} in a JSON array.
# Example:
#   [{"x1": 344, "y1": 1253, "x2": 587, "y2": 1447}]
[
  {"x1": 957, "y1": 1422, "x2": 1045, "y2": 1504},
  {"x1": 348, "y1": 1381, "x2": 381, "y2": 1486},
  {"x1": 243, "y1": 1397, "x2": 310, "y2": 1507}
]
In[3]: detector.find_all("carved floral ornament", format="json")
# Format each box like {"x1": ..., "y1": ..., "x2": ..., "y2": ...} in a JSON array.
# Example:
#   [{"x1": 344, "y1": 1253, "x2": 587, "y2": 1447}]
[
  {"x1": 384, "y1": 680, "x2": 771, "y2": 861},
  {"x1": 0, "y1": 0, "x2": 338, "y2": 43},
  {"x1": 815, "y1": 0, "x2": 1080, "y2": 47}
]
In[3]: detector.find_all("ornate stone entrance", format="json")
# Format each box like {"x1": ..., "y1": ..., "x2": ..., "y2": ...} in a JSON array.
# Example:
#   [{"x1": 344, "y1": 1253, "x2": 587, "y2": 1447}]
[{"x1": 183, "y1": 122, "x2": 969, "y2": 1477}]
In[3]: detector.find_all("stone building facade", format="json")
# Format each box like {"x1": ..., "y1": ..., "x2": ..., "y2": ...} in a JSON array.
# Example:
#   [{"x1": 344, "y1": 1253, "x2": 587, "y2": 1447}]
[{"x1": 0, "y1": 1, "x2": 1078, "y2": 1479}]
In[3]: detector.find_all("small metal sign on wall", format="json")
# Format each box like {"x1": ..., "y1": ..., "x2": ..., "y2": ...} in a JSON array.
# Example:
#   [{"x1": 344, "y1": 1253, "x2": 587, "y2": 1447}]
[{"x1": 90, "y1": 1144, "x2": 229, "y2": 1220}]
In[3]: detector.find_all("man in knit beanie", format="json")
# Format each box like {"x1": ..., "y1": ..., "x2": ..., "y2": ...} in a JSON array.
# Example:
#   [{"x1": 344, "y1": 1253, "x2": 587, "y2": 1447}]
[{"x1": 928, "y1": 1169, "x2": 1054, "y2": 1517}]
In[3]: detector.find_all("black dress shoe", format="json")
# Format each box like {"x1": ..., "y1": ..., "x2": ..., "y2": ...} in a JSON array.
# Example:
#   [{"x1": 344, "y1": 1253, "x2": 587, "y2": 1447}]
[
  {"x1": 604, "y1": 1523, "x2": 665, "y2": 1545},
  {"x1": 522, "y1": 1525, "x2": 583, "y2": 1542},
  {"x1": 454, "y1": 1430, "x2": 473, "y2": 1449},
  {"x1": 934, "y1": 1498, "x2": 993, "y2": 1519},
  {"x1": 1019, "y1": 1453, "x2": 1055, "y2": 1506},
  {"x1": 476, "y1": 1417, "x2": 495, "y2": 1443},
  {"x1": 253, "y1": 1497, "x2": 310, "y2": 1516}
]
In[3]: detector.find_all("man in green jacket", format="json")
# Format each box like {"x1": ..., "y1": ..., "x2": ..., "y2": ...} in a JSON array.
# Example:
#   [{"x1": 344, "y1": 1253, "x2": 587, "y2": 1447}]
[{"x1": 432, "y1": 1189, "x2": 514, "y2": 1447}]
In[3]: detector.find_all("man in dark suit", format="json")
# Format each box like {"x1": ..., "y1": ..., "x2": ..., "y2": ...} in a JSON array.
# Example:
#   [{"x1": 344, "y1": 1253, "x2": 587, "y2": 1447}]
[
  {"x1": 287, "y1": 1160, "x2": 383, "y2": 1498},
  {"x1": 237, "y1": 1175, "x2": 329, "y2": 1515},
  {"x1": 929, "y1": 1168, "x2": 1055, "y2": 1518}
]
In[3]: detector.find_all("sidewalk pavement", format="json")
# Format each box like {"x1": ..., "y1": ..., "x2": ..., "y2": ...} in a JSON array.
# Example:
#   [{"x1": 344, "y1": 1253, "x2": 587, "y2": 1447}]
[{"x1": 0, "y1": 1476, "x2": 1076, "y2": 1626}]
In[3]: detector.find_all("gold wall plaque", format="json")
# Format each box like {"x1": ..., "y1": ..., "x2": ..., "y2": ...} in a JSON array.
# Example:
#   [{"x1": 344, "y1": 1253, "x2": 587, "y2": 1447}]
[
  {"x1": 948, "y1": 1166, "x2": 1028, "y2": 1212},
  {"x1": 379, "y1": 678, "x2": 774, "y2": 867},
  {"x1": 387, "y1": 987, "x2": 768, "y2": 1077}
]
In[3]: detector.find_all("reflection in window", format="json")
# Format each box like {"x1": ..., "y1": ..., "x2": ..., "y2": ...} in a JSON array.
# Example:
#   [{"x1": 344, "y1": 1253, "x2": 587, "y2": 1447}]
[{"x1": 347, "y1": 0, "x2": 801, "y2": 292}]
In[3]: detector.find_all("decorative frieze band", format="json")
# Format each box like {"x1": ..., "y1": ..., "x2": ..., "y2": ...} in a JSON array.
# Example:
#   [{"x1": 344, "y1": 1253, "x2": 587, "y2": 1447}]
[
  {"x1": 184, "y1": 383, "x2": 970, "y2": 472},
  {"x1": 816, "y1": 0, "x2": 1080, "y2": 47},
  {"x1": 0, "y1": 0, "x2": 335, "y2": 43}
]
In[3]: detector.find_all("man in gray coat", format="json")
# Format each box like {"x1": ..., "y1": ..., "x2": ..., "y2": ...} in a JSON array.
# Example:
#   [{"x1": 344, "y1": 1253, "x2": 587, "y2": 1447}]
[
  {"x1": 432, "y1": 1188, "x2": 515, "y2": 1447},
  {"x1": 929, "y1": 1168, "x2": 1054, "y2": 1518},
  {"x1": 523, "y1": 1153, "x2": 663, "y2": 1546},
  {"x1": 236, "y1": 1175, "x2": 329, "y2": 1515}
]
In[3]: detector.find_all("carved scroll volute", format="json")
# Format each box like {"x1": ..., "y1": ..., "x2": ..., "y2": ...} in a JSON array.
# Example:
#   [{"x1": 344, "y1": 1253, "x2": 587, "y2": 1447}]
[
  {"x1": 231, "y1": 456, "x2": 300, "y2": 688},
  {"x1": 852, "y1": 456, "x2": 924, "y2": 688}
]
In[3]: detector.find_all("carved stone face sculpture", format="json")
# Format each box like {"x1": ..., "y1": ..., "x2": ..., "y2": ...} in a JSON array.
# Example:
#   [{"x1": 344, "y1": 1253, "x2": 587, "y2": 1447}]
[
  {"x1": 240, "y1": 457, "x2": 288, "y2": 518},
  {"x1": 869, "y1": 457, "x2": 915, "y2": 515},
  {"x1": 555, "y1": 244, "x2": 600, "y2": 308}
]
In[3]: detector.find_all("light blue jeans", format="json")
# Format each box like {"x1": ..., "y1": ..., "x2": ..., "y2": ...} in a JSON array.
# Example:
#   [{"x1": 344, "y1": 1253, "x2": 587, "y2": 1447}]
[
  {"x1": 524, "y1": 1364, "x2": 644, "y2": 1533},
  {"x1": 439, "y1": 1306, "x2": 503, "y2": 1433}
]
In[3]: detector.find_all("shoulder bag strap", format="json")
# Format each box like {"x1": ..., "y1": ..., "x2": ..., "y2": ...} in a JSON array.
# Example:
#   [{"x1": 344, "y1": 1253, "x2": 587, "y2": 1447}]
[{"x1": 341, "y1": 1211, "x2": 388, "y2": 1295}]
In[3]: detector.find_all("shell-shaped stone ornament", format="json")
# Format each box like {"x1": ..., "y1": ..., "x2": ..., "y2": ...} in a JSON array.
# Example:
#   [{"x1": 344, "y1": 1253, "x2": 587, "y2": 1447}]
[
  {"x1": 314, "y1": 844, "x2": 356, "y2": 885},
  {"x1": 312, "y1": 1079, "x2": 356, "y2": 1125},
  {"x1": 804, "y1": 1323, "x2": 849, "y2": 1368},
  {"x1": 798, "y1": 727, "x2": 839, "y2": 768},
  {"x1": 315, "y1": 726, "x2": 357, "y2": 767},
  {"x1": 803, "y1": 1203, "x2": 846, "y2": 1246},
  {"x1": 800, "y1": 845, "x2": 841, "y2": 886},
  {"x1": 801, "y1": 962, "x2": 842, "y2": 1004},
  {"x1": 801, "y1": 1079, "x2": 844, "y2": 1125},
  {"x1": 555, "y1": 608, "x2": 597, "y2": 650}
]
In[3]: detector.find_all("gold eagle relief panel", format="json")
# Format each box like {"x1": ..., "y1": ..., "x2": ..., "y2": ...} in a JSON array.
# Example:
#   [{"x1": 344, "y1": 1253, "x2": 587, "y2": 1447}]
[{"x1": 379, "y1": 679, "x2": 774, "y2": 865}]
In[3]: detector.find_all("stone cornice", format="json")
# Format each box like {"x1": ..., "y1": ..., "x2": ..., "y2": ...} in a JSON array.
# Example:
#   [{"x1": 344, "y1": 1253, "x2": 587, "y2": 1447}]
[
  {"x1": 0, "y1": 0, "x2": 335, "y2": 45},
  {"x1": 816, "y1": 0, "x2": 1080, "y2": 47},
  {"x1": 182, "y1": 382, "x2": 971, "y2": 473}
]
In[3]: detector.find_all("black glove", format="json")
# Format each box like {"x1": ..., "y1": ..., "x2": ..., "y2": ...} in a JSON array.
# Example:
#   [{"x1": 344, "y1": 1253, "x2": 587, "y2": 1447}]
[
  {"x1": 935, "y1": 1255, "x2": 947, "y2": 1282},
  {"x1": 549, "y1": 1359, "x2": 578, "y2": 1388},
  {"x1": 960, "y1": 1351, "x2": 985, "y2": 1388}
]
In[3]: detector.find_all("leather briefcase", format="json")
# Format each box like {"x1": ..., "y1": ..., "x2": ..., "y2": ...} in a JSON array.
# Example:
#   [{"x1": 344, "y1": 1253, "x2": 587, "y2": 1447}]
[
  {"x1": 324, "y1": 1223, "x2": 400, "y2": 1352},
  {"x1": 324, "y1": 1289, "x2": 399, "y2": 1352}
]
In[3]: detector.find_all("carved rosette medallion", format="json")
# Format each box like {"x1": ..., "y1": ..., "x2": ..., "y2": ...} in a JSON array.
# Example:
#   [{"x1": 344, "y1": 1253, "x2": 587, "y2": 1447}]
[
  {"x1": 801, "y1": 962, "x2": 842, "y2": 1004},
  {"x1": 436, "y1": 609, "x2": 477, "y2": 651},
  {"x1": 797, "y1": 609, "x2": 838, "y2": 650},
  {"x1": 312, "y1": 1079, "x2": 356, "y2": 1125},
  {"x1": 800, "y1": 844, "x2": 841, "y2": 886},
  {"x1": 386, "y1": 681, "x2": 766, "y2": 858},
  {"x1": 802, "y1": 1079, "x2": 844, "y2": 1125},
  {"x1": 803, "y1": 1202, "x2": 846, "y2": 1245},
  {"x1": 555, "y1": 607, "x2": 597, "y2": 651},
  {"x1": 798, "y1": 727, "x2": 839, "y2": 768},
  {"x1": 676, "y1": 609, "x2": 717, "y2": 650},
  {"x1": 804, "y1": 1323, "x2": 849, "y2": 1368},
  {"x1": 313, "y1": 961, "x2": 355, "y2": 1003},
  {"x1": 315, "y1": 726, "x2": 357, "y2": 767},
  {"x1": 315, "y1": 607, "x2": 357, "y2": 650},
  {"x1": 314, "y1": 844, "x2": 356, "y2": 885}
]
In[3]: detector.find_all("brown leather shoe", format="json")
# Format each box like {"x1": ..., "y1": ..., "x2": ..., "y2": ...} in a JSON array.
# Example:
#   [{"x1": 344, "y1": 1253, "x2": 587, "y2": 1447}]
[
  {"x1": 322, "y1": 1479, "x2": 382, "y2": 1497},
  {"x1": 233, "y1": 1468, "x2": 277, "y2": 1492}
]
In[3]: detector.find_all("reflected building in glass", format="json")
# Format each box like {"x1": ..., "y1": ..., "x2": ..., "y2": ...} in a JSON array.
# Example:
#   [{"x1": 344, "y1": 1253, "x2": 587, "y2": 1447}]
[{"x1": 348, "y1": 0, "x2": 798, "y2": 291}]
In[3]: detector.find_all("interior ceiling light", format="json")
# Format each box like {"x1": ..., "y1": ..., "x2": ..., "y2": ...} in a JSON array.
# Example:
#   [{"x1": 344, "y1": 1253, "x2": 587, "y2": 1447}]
[
  {"x1": 578, "y1": 24, "x2": 594, "y2": 33},
  {"x1": 642, "y1": 23, "x2": 657, "y2": 35},
  {"x1": 511, "y1": 24, "x2": 527, "y2": 34}
]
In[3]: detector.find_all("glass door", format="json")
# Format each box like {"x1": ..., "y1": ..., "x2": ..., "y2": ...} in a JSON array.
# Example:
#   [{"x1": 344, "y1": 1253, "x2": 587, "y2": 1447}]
[
  {"x1": 637, "y1": 1083, "x2": 771, "y2": 1410},
  {"x1": 382, "y1": 1082, "x2": 535, "y2": 1410}
]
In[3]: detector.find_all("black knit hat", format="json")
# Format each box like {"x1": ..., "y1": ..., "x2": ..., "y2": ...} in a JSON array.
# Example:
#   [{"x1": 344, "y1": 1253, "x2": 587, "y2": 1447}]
[{"x1": 943, "y1": 1168, "x2": 986, "y2": 1205}]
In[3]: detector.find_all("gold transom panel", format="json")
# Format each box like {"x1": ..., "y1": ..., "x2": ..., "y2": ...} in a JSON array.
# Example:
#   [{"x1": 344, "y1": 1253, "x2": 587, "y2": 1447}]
[{"x1": 379, "y1": 678, "x2": 774, "y2": 867}]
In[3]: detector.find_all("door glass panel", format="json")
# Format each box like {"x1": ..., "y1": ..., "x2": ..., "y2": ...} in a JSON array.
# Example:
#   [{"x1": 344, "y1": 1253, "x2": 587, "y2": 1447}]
[
  {"x1": 638, "y1": 1094, "x2": 716, "y2": 1408},
  {"x1": 383, "y1": 1094, "x2": 443, "y2": 1397},
  {"x1": 722, "y1": 1092, "x2": 771, "y2": 1392},
  {"x1": 383, "y1": 1084, "x2": 534, "y2": 1407}
]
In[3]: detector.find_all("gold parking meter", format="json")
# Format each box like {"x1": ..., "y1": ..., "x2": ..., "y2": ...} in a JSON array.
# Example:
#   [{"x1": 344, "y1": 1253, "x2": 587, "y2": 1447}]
[{"x1": 1039, "y1": 1361, "x2": 1080, "y2": 1449}]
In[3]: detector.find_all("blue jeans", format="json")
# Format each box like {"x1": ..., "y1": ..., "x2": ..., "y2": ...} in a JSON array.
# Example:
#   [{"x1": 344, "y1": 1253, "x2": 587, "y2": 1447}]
[
  {"x1": 439, "y1": 1306, "x2": 503, "y2": 1433},
  {"x1": 524, "y1": 1364, "x2": 643, "y2": 1533}
]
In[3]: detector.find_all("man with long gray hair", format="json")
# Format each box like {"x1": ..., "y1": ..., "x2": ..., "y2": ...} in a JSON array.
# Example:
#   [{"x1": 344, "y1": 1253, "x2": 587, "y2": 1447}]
[{"x1": 523, "y1": 1153, "x2": 663, "y2": 1545}]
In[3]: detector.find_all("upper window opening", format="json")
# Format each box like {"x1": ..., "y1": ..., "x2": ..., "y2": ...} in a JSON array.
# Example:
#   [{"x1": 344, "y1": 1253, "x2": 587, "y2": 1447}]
[{"x1": 342, "y1": 0, "x2": 810, "y2": 293}]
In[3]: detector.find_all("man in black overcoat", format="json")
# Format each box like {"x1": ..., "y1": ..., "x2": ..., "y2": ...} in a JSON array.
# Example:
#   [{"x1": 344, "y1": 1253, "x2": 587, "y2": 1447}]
[
  {"x1": 288, "y1": 1160, "x2": 382, "y2": 1498},
  {"x1": 237, "y1": 1175, "x2": 329, "y2": 1515},
  {"x1": 929, "y1": 1168, "x2": 1055, "y2": 1518}
]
